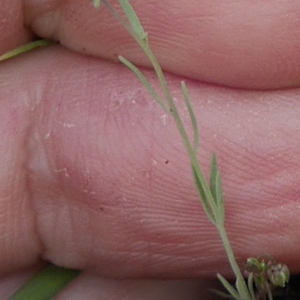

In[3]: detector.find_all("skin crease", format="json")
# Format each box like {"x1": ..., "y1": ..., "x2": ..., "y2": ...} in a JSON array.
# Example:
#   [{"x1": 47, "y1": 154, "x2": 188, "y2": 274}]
[{"x1": 0, "y1": 0, "x2": 300, "y2": 299}]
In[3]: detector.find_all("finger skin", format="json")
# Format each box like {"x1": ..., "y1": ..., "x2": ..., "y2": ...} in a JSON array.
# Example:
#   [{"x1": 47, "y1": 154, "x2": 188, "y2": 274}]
[
  {"x1": 0, "y1": 0, "x2": 33, "y2": 54},
  {"x1": 0, "y1": 1, "x2": 299, "y2": 299},
  {"x1": 1, "y1": 46, "x2": 300, "y2": 280},
  {"x1": 0, "y1": 264, "x2": 43, "y2": 299},
  {"x1": 55, "y1": 275, "x2": 215, "y2": 300},
  {"x1": 18, "y1": 0, "x2": 300, "y2": 89},
  {"x1": 0, "y1": 265, "x2": 217, "y2": 300},
  {"x1": 0, "y1": 66, "x2": 41, "y2": 273}
]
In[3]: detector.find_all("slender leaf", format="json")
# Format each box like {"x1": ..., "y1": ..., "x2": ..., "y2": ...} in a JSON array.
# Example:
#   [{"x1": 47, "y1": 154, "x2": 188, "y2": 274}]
[
  {"x1": 215, "y1": 172, "x2": 225, "y2": 224},
  {"x1": 119, "y1": 55, "x2": 169, "y2": 112},
  {"x1": 9, "y1": 264, "x2": 80, "y2": 300},
  {"x1": 247, "y1": 273, "x2": 256, "y2": 300},
  {"x1": 210, "y1": 154, "x2": 225, "y2": 225},
  {"x1": 0, "y1": 40, "x2": 53, "y2": 61},
  {"x1": 215, "y1": 171, "x2": 224, "y2": 207},
  {"x1": 210, "y1": 153, "x2": 218, "y2": 201},
  {"x1": 119, "y1": 0, "x2": 148, "y2": 42},
  {"x1": 192, "y1": 164, "x2": 216, "y2": 225},
  {"x1": 217, "y1": 274, "x2": 241, "y2": 300},
  {"x1": 181, "y1": 81, "x2": 199, "y2": 151},
  {"x1": 236, "y1": 277, "x2": 252, "y2": 300}
]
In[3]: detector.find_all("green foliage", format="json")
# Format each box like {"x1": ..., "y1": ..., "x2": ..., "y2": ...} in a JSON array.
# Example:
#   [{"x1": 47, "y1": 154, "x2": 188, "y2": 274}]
[
  {"x1": 9, "y1": 264, "x2": 79, "y2": 300},
  {"x1": 107, "y1": 0, "x2": 252, "y2": 299},
  {"x1": 0, "y1": 40, "x2": 53, "y2": 61},
  {"x1": 101, "y1": 1, "x2": 291, "y2": 299}
]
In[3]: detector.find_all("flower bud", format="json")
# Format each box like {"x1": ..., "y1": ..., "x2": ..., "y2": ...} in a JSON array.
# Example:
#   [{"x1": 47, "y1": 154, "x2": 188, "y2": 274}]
[{"x1": 246, "y1": 257, "x2": 265, "y2": 274}]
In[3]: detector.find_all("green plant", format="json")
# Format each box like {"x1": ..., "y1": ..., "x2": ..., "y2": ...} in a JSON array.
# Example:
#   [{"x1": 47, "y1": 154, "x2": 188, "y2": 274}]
[
  {"x1": 9, "y1": 264, "x2": 79, "y2": 300},
  {"x1": 0, "y1": 40, "x2": 53, "y2": 61},
  {"x1": 91, "y1": 1, "x2": 290, "y2": 299},
  {"x1": 1, "y1": 1, "x2": 290, "y2": 299}
]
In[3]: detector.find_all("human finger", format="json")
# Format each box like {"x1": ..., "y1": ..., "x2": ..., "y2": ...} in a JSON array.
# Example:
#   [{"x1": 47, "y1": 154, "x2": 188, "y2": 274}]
[
  {"x1": 18, "y1": 0, "x2": 300, "y2": 89},
  {"x1": 0, "y1": 47, "x2": 299, "y2": 279}
]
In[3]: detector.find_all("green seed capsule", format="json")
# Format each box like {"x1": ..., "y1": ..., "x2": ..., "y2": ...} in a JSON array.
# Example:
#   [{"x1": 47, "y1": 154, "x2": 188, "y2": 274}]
[{"x1": 267, "y1": 262, "x2": 290, "y2": 288}]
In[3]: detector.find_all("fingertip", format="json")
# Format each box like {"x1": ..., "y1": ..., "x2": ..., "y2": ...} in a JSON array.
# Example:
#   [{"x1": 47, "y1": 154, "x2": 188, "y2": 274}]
[
  {"x1": 21, "y1": 0, "x2": 300, "y2": 89},
  {"x1": 0, "y1": 0, "x2": 34, "y2": 56}
]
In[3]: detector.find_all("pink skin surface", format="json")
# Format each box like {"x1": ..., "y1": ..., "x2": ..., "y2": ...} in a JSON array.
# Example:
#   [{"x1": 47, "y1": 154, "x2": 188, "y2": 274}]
[{"x1": 1, "y1": 0, "x2": 300, "y2": 299}]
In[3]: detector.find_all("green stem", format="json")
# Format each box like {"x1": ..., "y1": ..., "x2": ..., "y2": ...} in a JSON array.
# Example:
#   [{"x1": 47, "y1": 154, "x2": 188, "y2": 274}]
[
  {"x1": 218, "y1": 226, "x2": 252, "y2": 300},
  {"x1": 9, "y1": 264, "x2": 80, "y2": 300},
  {"x1": 102, "y1": 1, "x2": 256, "y2": 299},
  {"x1": 137, "y1": 45, "x2": 219, "y2": 223},
  {"x1": 126, "y1": 9, "x2": 251, "y2": 297},
  {"x1": 0, "y1": 40, "x2": 54, "y2": 61}
]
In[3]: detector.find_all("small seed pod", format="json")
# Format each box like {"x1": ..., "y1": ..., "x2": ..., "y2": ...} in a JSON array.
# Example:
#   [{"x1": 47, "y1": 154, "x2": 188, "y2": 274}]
[{"x1": 267, "y1": 262, "x2": 290, "y2": 288}]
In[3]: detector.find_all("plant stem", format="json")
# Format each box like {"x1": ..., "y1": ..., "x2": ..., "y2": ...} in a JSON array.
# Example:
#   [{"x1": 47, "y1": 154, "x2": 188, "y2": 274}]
[
  {"x1": 121, "y1": 37, "x2": 220, "y2": 225},
  {"x1": 0, "y1": 40, "x2": 54, "y2": 61},
  {"x1": 106, "y1": 1, "x2": 254, "y2": 299},
  {"x1": 218, "y1": 226, "x2": 252, "y2": 300},
  {"x1": 9, "y1": 264, "x2": 80, "y2": 300}
]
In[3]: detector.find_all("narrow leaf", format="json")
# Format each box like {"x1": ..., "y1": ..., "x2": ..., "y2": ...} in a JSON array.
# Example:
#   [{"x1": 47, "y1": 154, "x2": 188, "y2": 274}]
[
  {"x1": 0, "y1": 40, "x2": 53, "y2": 61},
  {"x1": 210, "y1": 153, "x2": 218, "y2": 201},
  {"x1": 215, "y1": 171, "x2": 225, "y2": 224},
  {"x1": 119, "y1": 0, "x2": 148, "y2": 41},
  {"x1": 209, "y1": 154, "x2": 225, "y2": 224},
  {"x1": 192, "y1": 164, "x2": 216, "y2": 225},
  {"x1": 247, "y1": 273, "x2": 256, "y2": 300},
  {"x1": 9, "y1": 264, "x2": 80, "y2": 300},
  {"x1": 119, "y1": 55, "x2": 169, "y2": 112},
  {"x1": 181, "y1": 81, "x2": 199, "y2": 151},
  {"x1": 236, "y1": 277, "x2": 252, "y2": 300},
  {"x1": 217, "y1": 273, "x2": 241, "y2": 300},
  {"x1": 215, "y1": 171, "x2": 224, "y2": 206}
]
